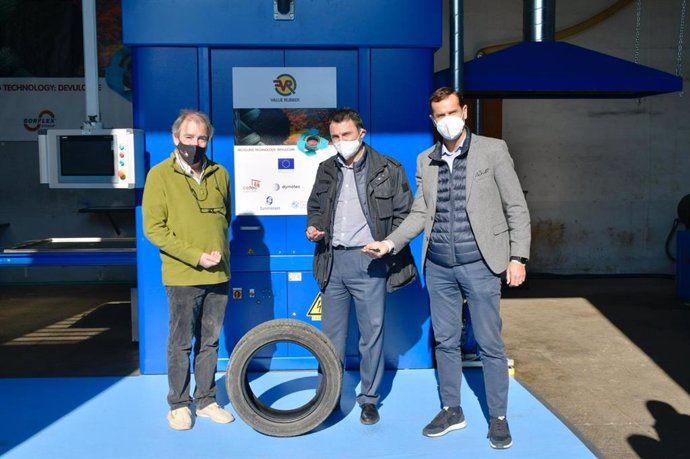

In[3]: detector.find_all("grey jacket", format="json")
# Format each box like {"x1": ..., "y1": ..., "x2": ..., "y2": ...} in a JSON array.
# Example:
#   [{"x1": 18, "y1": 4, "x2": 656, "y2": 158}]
[
  {"x1": 307, "y1": 145, "x2": 418, "y2": 292},
  {"x1": 387, "y1": 133, "x2": 530, "y2": 274}
]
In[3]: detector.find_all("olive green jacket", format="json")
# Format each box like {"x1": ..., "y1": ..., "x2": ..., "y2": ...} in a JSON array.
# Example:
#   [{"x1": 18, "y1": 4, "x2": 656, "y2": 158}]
[{"x1": 142, "y1": 153, "x2": 231, "y2": 286}]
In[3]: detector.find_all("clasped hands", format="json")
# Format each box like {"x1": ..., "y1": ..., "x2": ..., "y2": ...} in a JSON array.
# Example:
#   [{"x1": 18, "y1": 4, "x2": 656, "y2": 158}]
[{"x1": 198, "y1": 250, "x2": 222, "y2": 269}]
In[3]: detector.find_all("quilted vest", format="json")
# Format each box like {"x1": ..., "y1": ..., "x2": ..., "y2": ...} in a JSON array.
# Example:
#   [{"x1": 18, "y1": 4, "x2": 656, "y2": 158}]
[{"x1": 427, "y1": 149, "x2": 481, "y2": 267}]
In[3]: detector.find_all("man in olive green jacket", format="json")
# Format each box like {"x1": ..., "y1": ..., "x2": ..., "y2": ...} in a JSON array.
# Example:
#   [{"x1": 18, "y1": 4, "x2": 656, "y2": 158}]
[{"x1": 143, "y1": 109, "x2": 233, "y2": 431}]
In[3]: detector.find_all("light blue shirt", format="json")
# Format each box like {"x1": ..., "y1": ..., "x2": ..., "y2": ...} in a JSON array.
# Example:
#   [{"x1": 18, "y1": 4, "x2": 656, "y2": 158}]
[
  {"x1": 440, "y1": 136, "x2": 467, "y2": 173},
  {"x1": 331, "y1": 160, "x2": 374, "y2": 248}
]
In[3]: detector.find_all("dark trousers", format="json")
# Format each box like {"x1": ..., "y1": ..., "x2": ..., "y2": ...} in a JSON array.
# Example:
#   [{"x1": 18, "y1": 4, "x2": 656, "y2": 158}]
[
  {"x1": 165, "y1": 282, "x2": 228, "y2": 410},
  {"x1": 425, "y1": 258, "x2": 508, "y2": 418},
  {"x1": 321, "y1": 248, "x2": 387, "y2": 406}
]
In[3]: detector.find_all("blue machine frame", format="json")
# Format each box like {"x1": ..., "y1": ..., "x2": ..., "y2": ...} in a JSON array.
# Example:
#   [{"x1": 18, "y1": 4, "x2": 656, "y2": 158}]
[{"x1": 123, "y1": 0, "x2": 442, "y2": 374}]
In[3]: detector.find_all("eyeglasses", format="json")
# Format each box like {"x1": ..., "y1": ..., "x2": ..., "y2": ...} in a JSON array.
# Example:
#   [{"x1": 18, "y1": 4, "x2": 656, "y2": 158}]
[{"x1": 184, "y1": 175, "x2": 227, "y2": 216}]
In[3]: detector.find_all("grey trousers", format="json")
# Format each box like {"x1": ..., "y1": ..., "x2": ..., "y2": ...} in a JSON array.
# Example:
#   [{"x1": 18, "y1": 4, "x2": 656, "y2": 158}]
[
  {"x1": 425, "y1": 258, "x2": 508, "y2": 418},
  {"x1": 165, "y1": 282, "x2": 229, "y2": 411},
  {"x1": 321, "y1": 248, "x2": 387, "y2": 406}
]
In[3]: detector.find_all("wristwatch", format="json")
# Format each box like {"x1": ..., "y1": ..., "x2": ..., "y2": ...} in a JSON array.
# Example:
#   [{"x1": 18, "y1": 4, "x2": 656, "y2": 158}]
[{"x1": 510, "y1": 256, "x2": 528, "y2": 265}]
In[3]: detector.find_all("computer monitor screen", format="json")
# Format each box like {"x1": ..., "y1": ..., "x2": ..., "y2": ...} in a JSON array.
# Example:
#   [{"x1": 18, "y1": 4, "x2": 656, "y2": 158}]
[
  {"x1": 39, "y1": 128, "x2": 144, "y2": 189},
  {"x1": 59, "y1": 135, "x2": 115, "y2": 177}
]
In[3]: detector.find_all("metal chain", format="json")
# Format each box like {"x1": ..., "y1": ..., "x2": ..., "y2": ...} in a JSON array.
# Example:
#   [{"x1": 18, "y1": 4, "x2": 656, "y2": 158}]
[
  {"x1": 634, "y1": 0, "x2": 642, "y2": 63},
  {"x1": 676, "y1": 0, "x2": 687, "y2": 77}
]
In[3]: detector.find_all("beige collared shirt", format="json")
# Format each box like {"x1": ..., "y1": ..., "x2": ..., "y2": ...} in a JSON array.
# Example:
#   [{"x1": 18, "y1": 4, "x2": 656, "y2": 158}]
[{"x1": 175, "y1": 150, "x2": 207, "y2": 184}]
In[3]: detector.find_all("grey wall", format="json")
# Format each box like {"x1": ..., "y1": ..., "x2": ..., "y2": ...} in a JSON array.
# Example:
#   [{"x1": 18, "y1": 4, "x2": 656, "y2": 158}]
[{"x1": 436, "y1": 0, "x2": 690, "y2": 274}]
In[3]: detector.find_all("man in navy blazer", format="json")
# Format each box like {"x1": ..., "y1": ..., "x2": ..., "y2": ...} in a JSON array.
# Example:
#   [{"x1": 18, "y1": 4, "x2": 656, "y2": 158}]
[{"x1": 364, "y1": 87, "x2": 530, "y2": 449}]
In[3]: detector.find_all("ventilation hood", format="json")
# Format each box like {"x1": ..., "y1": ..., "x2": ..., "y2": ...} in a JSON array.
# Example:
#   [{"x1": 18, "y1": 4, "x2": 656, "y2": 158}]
[
  {"x1": 449, "y1": 0, "x2": 683, "y2": 99},
  {"x1": 461, "y1": 40, "x2": 682, "y2": 98}
]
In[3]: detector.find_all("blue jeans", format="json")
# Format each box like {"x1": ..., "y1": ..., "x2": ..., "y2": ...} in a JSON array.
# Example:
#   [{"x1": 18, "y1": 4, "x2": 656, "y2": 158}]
[
  {"x1": 321, "y1": 248, "x2": 387, "y2": 406},
  {"x1": 165, "y1": 282, "x2": 228, "y2": 410},
  {"x1": 425, "y1": 258, "x2": 508, "y2": 418}
]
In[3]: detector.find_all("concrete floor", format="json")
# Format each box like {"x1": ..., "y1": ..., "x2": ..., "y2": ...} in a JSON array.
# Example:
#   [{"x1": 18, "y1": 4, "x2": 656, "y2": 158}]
[
  {"x1": 0, "y1": 285, "x2": 139, "y2": 377},
  {"x1": 501, "y1": 276, "x2": 690, "y2": 459},
  {"x1": 1, "y1": 277, "x2": 689, "y2": 458}
]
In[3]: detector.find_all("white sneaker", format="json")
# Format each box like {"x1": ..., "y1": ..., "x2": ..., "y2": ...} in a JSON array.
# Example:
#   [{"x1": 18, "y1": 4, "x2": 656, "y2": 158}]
[
  {"x1": 167, "y1": 406, "x2": 192, "y2": 430},
  {"x1": 196, "y1": 402, "x2": 234, "y2": 424}
]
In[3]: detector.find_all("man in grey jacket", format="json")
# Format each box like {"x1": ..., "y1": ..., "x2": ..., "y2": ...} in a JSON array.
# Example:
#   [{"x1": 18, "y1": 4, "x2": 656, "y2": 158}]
[
  {"x1": 306, "y1": 108, "x2": 417, "y2": 425},
  {"x1": 364, "y1": 87, "x2": 530, "y2": 449}
]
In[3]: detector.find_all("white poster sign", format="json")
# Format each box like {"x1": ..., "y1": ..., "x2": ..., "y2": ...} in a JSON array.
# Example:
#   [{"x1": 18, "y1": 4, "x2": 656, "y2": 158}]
[
  {"x1": 232, "y1": 67, "x2": 336, "y2": 108},
  {"x1": 232, "y1": 67, "x2": 337, "y2": 216},
  {"x1": 0, "y1": 78, "x2": 133, "y2": 141}
]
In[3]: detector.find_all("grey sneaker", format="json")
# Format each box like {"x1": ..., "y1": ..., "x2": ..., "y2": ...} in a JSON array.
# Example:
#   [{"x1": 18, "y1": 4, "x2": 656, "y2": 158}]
[
  {"x1": 422, "y1": 406, "x2": 467, "y2": 437},
  {"x1": 488, "y1": 416, "x2": 513, "y2": 449}
]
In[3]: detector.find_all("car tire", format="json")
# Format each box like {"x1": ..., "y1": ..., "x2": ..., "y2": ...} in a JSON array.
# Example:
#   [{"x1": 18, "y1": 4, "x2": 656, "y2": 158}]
[{"x1": 226, "y1": 319, "x2": 342, "y2": 437}]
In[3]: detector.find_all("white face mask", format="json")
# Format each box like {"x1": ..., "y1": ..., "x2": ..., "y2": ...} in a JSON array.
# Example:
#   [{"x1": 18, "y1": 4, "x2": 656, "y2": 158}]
[
  {"x1": 334, "y1": 138, "x2": 361, "y2": 161},
  {"x1": 434, "y1": 115, "x2": 465, "y2": 141}
]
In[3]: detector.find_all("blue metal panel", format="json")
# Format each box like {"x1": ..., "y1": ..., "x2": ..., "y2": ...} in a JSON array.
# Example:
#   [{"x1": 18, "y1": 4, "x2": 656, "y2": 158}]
[
  {"x1": 0, "y1": 252, "x2": 135, "y2": 266},
  {"x1": 197, "y1": 48, "x2": 211, "y2": 115},
  {"x1": 370, "y1": 48, "x2": 435, "y2": 159},
  {"x1": 220, "y1": 271, "x2": 289, "y2": 371},
  {"x1": 131, "y1": 46, "x2": 199, "y2": 166},
  {"x1": 135, "y1": 209, "x2": 169, "y2": 374},
  {"x1": 285, "y1": 271, "x2": 322, "y2": 368},
  {"x1": 0, "y1": 237, "x2": 137, "y2": 267},
  {"x1": 357, "y1": 48, "x2": 372, "y2": 130},
  {"x1": 370, "y1": 48, "x2": 436, "y2": 368},
  {"x1": 384, "y1": 281, "x2": 432, "y2": 369},
  {"x1": 132, "y1": 47, "x2": 200, "y2": 374},
  {"x1": 122, "y1": 0, "x2": 442, "y2": 49},
  {"x1": 231, "y1": 255, "x2": 312, "y2": 272}
]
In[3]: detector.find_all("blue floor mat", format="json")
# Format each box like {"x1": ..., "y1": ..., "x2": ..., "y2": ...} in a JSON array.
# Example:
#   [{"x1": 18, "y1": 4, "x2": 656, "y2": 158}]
[{"x1": 0, "y1": 369, "x2": 595, "y2": 459}]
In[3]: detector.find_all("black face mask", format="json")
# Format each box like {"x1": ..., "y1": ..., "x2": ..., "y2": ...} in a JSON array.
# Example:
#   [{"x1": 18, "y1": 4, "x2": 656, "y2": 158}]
[{"x1": 177, "y1": 143, "x2": 206, "y2": 166}]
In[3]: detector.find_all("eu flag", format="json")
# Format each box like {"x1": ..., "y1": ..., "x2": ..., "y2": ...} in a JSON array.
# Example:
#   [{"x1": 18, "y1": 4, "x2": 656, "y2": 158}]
[{"x1": 278, "y1": 158, "x2": 295, "y2": 169}]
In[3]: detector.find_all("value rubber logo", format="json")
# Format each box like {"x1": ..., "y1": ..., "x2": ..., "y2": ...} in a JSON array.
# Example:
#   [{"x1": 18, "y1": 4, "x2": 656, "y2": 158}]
[{"x1": 273, "y1": 73, "x2": 297, "y2": 96}]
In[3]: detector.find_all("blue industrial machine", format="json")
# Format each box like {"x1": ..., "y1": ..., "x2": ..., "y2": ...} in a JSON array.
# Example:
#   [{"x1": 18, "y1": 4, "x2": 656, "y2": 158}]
[{"x1": 122, "y1": 0, "x2": 442, "y2": 374}]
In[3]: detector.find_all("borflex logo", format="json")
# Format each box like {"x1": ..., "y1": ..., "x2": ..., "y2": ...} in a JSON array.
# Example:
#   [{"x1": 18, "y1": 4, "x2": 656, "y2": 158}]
[
  {"x1": 273, "y1": 74, "x2": 297, "y2": 96},
  {"x1": 24, "y1": 109, "x2": 56, "y2": 132}
]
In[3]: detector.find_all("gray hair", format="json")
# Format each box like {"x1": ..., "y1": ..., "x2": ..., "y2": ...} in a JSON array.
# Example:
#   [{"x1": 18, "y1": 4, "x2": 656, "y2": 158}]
[{"x1": 171, "y1": 109, "x2": 214, "y2": 139}]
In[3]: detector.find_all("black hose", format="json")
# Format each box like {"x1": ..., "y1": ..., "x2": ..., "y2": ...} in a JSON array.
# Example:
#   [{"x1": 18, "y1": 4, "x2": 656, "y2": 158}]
[{"x1": 665, "y1": 218, "x2": 680, "y2": 262}]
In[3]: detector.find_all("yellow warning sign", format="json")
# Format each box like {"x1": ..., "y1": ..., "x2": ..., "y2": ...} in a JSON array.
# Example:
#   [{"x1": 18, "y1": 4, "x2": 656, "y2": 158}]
[{"x1": 306, "y1": 292, "x2": 322, "y2": 321}]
